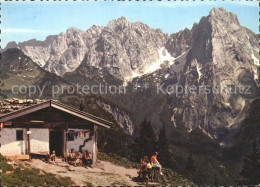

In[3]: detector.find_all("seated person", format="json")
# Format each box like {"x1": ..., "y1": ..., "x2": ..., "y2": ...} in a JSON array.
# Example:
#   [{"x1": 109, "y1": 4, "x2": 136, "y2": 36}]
[
  {"x1": 76, "y1": 151, "x2": 83, "y2": 166},
  {"x1": 50, "y1": 150, "x2": 56, "y2": 161},
  {"x1": 146, "y1": 161, "x2": 152, "y2": 175},
  {"x1": 151, "y1": 152, "x2": 163, "y2": 175},
  {"x1": 76, "y1": 151, "x2": 82, "y2": 158},
  {"x1": 82, "y1": 150, "x2": 93, "y2": 167},
  {"x1": 68, "y1": 148, "x2": 81, "y2": 166},
  {"x1": 137, "y1": 156, "x2": 149, "y2": 180},
  {"x1": 142, "y1": 159, "x2": 153, "y2": 180},
  {"x1": 68, "y1": 148, "x2": 76, "y2": 161}
]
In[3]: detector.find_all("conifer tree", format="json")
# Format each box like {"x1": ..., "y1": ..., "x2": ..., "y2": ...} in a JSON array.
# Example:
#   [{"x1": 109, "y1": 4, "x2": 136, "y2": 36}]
[
  {"x1": 186, "y1": 152, "x2": 196, "y2": 180},
  {"x1": 240, "y1": 140, "x2": 260, "y2": 185},
  {"x1": 213, "y1": 174, "x2": 218, "y2": 185},
  {"x1": 132, "y1": 118, "x2": 157, "y2": 161},
  {"x1": 157, "y1": 125, "x2": 173, "y2": 168}
]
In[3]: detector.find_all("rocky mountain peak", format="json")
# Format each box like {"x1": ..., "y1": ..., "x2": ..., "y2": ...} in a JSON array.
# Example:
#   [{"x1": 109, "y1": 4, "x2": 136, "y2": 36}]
[
  {"x1": 115, "y1": 16, "x2": 128, "y2": 22},
  {"x1": 210, "y1": 7, "x2": 228, "y2": 15},
  {"x1": 3, "y1": 16, "x2": 169, "y2": 79},
  {"x1": 65, "y1": 27, "x2": 83, "y2": 35},
  {"x1": 172, "y1": 7, "x2": 260, "y2": 143},
  {"x1": 1, "y1": 48, "x2": 25, "y2": 61},
  {"x1": 5, "y1": 41, "x2": 18, "y2": 49},
  {"x1": 209, "y1": 7, "x2": 240, "y2": 26},
  {"x1": 106, "y1": 16, "x2": 130, "y2": 30},
  {"x1": 87, "y1": 24, "x2": 104, "y2": 33},
  {"x1": 109, "y1": 16, "x2": 129, "y2": 24},
  {"x1": 79, "y1": 17, "x2": 168, "y2": 80}
]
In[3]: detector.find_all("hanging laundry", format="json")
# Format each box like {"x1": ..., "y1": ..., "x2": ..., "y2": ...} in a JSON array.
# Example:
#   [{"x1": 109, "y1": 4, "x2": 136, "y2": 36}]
[{"x1": 68, "y1": 131, "x2": 75, "y2": 141}]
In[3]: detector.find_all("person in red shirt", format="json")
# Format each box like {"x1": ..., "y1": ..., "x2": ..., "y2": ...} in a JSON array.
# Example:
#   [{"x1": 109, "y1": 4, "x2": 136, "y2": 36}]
[{"x1": 151, "y1": 152, "x2": 163, "y2": 175}]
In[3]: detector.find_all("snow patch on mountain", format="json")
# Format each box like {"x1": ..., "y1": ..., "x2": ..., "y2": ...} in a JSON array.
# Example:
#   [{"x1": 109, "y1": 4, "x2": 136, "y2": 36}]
[
  {"x1": 252, "y1": 54, "x2": 260, "y2": 66},
  {"x1": 143, "y1": 47, "x2": 175, "y2": 74},
  {"x1": 165, "y1": 74, "x2": 170, "y2": 79},
  {"x1": 171, "y1": 108, "x2": 178, "y2": 128},
  {"x1": 228, "y1": 97, "x2": 245, "y2": 127},
  {"x1": 171, "y1": 51, "x2": 188, "y2": 73},
  {"x1": 198, "y1": 126, "x2": 214, "y2": 140},
  {"x1": 196, "y1": 64, "x2": 202, "y2": 82},
  {"x1": 124, "y1": 47, "x2": 175, "y2": 84},
  {"x1": 124, "y1": 71, "x2": 142, "y2": 84}
]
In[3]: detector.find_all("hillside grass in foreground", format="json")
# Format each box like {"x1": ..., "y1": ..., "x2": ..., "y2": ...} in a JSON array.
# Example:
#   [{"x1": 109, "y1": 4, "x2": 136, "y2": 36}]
[
  {"x1": 98, "y1": 152, "x2": 138, "y2": 168},
  {"x1": 0, "y1": 155, "x2": 74, "y2": 186},
  {"x1": 98, "y1": 152, "x2": 193, "y2": 185}
]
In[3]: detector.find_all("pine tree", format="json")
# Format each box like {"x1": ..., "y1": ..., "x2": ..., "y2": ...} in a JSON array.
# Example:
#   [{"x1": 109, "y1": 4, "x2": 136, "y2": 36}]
[
  {"x1": 213, "y1": 174, "x2": 218, "y2": 185},
  {"x1": 240, "y1": 140, "x2": 260, "y2": 185},
  {"x1": 132, "y1": 118, "x2": 157, "y2": 161},
  {"x1": 186, "y1": 152, "x2": 196, "y2": 180},
  {"x1": 157, "y1": 125, "x2": 173, "y2": 168}
]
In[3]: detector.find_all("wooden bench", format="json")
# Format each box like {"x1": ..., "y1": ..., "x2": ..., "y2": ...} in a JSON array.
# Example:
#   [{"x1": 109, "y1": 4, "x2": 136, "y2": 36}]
[
  {"x1": 2, "y1": 154, "x2": 30, "y2": 160},
  {"x1": 151, "y1": 167, "x2": 160, "y2": 181},
  {"x1": 30, "y1": 152, "x2": 49, "y2": 161}
]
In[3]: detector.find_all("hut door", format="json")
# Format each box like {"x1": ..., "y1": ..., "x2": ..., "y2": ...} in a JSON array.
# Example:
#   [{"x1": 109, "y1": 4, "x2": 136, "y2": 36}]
[{"x1": 49, "y1": 130, "x2": 63, "y2": 157}]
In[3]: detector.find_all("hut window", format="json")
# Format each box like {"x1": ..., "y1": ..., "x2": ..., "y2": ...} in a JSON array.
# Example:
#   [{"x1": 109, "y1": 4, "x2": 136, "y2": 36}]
[
  {"x1": 68, "y1": 133, "x2": 74, "y2": 141},
  {"x1": 16, "y1": 130, "x2": 23, "y2": 141}
]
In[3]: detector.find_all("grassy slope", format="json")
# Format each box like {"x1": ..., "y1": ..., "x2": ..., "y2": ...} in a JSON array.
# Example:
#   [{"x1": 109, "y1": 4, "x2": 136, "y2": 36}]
[
  {"x1": 0, "y1": 156, "x2": 74, "y2": 186},
  {"x1": 0, "y1": 48, "x2": 70, "y2": 99}
]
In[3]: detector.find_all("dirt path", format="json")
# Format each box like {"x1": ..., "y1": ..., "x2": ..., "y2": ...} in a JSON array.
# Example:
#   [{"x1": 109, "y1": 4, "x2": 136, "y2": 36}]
[{"x1": 28, "y1": 159, "x2": 138, "y2": 186}]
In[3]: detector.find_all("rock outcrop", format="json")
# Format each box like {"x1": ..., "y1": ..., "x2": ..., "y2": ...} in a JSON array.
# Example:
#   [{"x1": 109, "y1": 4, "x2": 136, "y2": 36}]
[
  {"x1": 166, "y1": 28, "x2": 193, "y2": 57},
  {"x1": 5, "y1": 17, "x2": 167, "y2": 79},
  {"x1": 170, "y1": 8, "x2": 260, "y2": 144},
  {"x1": 78, "y1": 17, "x2": 168, "y2": 80},
  {"x1": 97, "y1": 100, "x2": 135, "y2": 135},
  {"x1": 4, "y1": 26, "x2": 103, "y2": 75}
]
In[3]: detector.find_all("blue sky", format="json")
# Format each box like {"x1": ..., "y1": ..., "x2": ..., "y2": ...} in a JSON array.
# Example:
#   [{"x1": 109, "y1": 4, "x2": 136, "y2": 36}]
[{"x1": 1, "y1": 0, "x2": 258, "y2": 48}]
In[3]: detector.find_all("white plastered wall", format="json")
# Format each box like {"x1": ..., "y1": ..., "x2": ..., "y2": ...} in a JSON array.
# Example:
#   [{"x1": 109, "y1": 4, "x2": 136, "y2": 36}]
[
  {"x1": 0, "y1": 128, "x2": 49, "y2": 155},
  {"x1": 66, "y1": 128, "x2": 95, "y2": 158},
  {"x1": 30, "y1": 128, "x2": 49, "y2": 154},
  {"x1": 0, "y1": 128, "x2": 27, "y2": 155}
]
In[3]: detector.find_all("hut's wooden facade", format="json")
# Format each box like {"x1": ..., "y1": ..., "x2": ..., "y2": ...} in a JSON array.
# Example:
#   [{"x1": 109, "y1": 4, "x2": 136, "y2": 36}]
[{"x1": 0, "y1": 100, "x2": 111, "y2": 162}]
